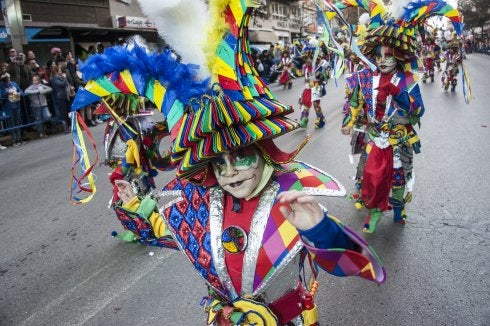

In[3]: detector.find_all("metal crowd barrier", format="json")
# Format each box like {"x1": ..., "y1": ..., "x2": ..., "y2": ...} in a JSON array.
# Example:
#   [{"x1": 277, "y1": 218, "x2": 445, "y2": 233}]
[{"x1": 0, "y1": 93, "x2": 69, "y2": 141}]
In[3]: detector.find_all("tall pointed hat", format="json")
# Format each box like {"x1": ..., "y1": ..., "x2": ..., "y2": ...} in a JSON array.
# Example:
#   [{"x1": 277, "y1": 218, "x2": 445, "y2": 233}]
[
  {"x1": 71, "y1": 0, "x2": 302, "y2": 182},
  {"x1": 326, "y1": 0, "x2": 463, "y2": 60}
]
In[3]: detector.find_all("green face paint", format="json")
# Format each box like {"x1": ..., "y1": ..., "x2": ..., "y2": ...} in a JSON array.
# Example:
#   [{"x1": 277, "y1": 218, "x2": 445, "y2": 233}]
[
  {"x1": 375, "y1": 55, "x2": 396, "y2": 65},
  {"x1": 211, "y1": 146, "x2": 266, "y2": 199},
  {"x1": 374, "y1": 45, "x2": 398, "y2": 74},
  {"x1": 212, "y1": 149, "x2": 259, "y2": 176},
  {"x1": 234, "y1": 154, "x2": 258, "y2": 170}
]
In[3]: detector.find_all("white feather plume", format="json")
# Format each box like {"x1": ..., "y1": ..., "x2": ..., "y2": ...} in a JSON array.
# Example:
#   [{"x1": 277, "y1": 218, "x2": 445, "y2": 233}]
[
  {"x1": 390, "y1": 0, "x2": 412, "y2": 19},
  {"x1": 125, "y1": 34, "x2": 151, "y2": 51},
  {"x1": 359, "y1": 13, "x2": 370, "y2": 26},
  {"x1": 444, "y1": 30, "x2": 452, "y2": 41},
  {"x1": 136, "y1": 0, "x2": 210, "y2": 78}
]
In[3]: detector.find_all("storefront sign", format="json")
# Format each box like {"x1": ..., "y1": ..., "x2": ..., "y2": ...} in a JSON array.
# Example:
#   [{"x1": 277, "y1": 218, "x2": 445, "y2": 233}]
[{"x1": 117, "y1": 16, "x2": 156, "y2": 30}]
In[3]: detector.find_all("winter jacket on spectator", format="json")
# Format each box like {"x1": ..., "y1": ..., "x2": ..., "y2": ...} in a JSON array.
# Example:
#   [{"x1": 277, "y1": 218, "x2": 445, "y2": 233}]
[{"x1": 24, "y1": 83, "x2": 53, "y2": 107}]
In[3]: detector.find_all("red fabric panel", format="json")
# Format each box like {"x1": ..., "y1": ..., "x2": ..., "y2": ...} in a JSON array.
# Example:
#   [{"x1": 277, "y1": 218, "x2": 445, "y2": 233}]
[{"x1": 362, "y1": 144, "x2": 393, "y2": 211}]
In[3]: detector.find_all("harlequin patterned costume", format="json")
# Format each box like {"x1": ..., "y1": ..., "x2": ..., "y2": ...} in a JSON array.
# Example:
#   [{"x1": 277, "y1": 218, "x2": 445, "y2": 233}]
[
  {"x1": 328, "y1": 0, "x2": 467, "y2": 233},
  {"x1": 116, "y1": 161, "x2": 385, "y2": 325},
  {"x1": 441, "y1": 41, "x2": 462, "y2": 92},
  {"x1": 69, "y1": 0, "x2": 386, "y2": 324},
  {"x1": 344, "y1": 65, "x2": 424, "y2": 231}
]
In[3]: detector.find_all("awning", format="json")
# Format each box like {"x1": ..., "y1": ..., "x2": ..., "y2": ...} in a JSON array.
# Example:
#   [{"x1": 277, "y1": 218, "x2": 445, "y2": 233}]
[
  {"x1": 30, "y1": 26, "x2": 159, "y2": 43},
  {"x1": 273, "y1": 30, "x2": 291, "y2": 38},
  {"x1": 248, "y1": 30, "x2": 279, "y2": 44},
  {"x1": 0, "y1": 27, "x2": 70, "y2": 43}
]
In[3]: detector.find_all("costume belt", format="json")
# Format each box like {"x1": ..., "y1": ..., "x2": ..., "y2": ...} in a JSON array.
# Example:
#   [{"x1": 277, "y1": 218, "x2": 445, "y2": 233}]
[
  {"x1": 204, "y1": 283, "x2": 318, "y2": 325},
  {"x1": 370, "y1": 123, "x2": 419, "y2": 147}
]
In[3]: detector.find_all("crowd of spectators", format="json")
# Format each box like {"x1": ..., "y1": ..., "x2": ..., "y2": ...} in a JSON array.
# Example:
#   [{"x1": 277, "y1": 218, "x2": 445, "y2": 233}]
[
  {"x1": 470, "y1": 38, "x2": 490, "y2": 55},
  {"x1": 251, "y1": 41, "x2": 333, "y2": 84},
  {"x1": 0, "y1": 45, "x2": 105, "y2": 150}
]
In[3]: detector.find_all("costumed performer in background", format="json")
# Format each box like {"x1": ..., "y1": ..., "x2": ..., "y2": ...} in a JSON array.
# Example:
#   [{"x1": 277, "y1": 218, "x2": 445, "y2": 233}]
[
  {"x1": 298, "y1": 55, "x2": 326, "y2": 129},
  {"x1": 336, "y1": 0, "x2": 467, "y2": 233}
]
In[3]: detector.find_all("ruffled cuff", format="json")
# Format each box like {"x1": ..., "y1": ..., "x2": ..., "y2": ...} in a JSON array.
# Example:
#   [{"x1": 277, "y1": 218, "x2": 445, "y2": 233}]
[
  {"x1": 298, "y1": 214, "x2": 358, "y2": 251},
  {"x1": 301, "y1": 216, "x2": 386, "y2": 284}
]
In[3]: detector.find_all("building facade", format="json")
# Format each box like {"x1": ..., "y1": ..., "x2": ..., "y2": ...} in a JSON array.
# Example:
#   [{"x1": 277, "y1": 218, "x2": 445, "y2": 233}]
[
  {"x1": 0, "y1": 0, "x2": 158, "y2": 63},
  {"x1": 250, "y1": 0, "x2": 320, "y2": 45},
  {"x1": 0, "y1": 0, "x2": 352, "y2": 63}
]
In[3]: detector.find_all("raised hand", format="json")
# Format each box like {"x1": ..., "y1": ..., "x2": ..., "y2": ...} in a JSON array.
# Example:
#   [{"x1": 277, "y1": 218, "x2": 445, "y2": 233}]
[
  {"x1": 341, "y1": 125, "x2": 353, "y2": 135},
  {"x1": 114, "y1": 180, "x2": 136, "y2": 204},
  {"x1": 277, "y1": 190, "x2": 324, "y2": 231}
]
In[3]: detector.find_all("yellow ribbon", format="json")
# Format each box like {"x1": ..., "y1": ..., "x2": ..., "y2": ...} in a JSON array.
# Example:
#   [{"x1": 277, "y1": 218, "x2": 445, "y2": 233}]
[{"x1": 125, "y1": 139, "x2": 142, "y2": 175}]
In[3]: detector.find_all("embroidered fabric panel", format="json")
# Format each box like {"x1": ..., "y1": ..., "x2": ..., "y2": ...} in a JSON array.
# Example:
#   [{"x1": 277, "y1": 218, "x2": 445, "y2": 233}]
[
  {"x1": 392, "y1": 166, "x2": 406, "y2": 187},
  {"x1": 345, "y1": 73, "x2": 359, "y2": 92},
  {"x1": 162, "y1": 178, "x2": 226, "y2": 294},
  {"x1": 114, "y1": 207, "x2": 178, "y2": 249},
  {"x1": 358, "y1": 69, "x2": 374, "y2": 115}
]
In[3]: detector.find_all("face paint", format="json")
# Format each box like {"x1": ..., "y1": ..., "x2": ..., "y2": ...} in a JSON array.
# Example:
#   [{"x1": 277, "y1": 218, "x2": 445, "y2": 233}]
[
  {"x1": 375, "y1": 46, "x2": 398, "y2": 74},
  {"x1": 212, "y1": 147, "x2": 265, "y2": 199}
]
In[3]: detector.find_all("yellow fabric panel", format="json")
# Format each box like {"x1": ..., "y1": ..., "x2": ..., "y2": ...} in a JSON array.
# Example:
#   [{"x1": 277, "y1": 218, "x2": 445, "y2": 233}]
[
  {"x1": 153, "y1": 80, "x2": 166, "y2": 111},
  {"x1": 216, "y1": 57, "x2": 237, "y2": 80},
  {"x1": 85, "y1": 80, "x2": 111, "y2": 97},
  {"x1": 120, "y1": 70, "x2": 138, "y2": 94}
]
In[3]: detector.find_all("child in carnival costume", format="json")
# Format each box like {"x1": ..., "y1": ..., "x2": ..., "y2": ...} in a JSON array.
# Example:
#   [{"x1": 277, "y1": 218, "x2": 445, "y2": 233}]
[
  {"x1": 333, "y1": 0, "x2": 467, "y2": 233},
  {"x1": 70, "y1": 1, "x2": 386, "y2": 324},
  {"x1": 441, "y1": 38, "x2": 462, "y2": 92},
  {"x1": 335, "y1": 11, "x2": 372, "y2": 211},
  {"x1": 421, "y1": 39, "x2": 436, "y2": 83},
  {"x1": 421, "y1": 31, "x2": 443, "y2": 82},
  {"x1": 298, "y1": 57, "x2": 326, "y2": 129},
  {"x1": 278, "y1": 51, "x2": 294, "y2": 90}
]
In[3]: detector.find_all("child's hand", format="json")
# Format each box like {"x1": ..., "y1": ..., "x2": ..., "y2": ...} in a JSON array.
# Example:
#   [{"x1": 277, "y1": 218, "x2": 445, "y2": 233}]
[
  {"x1": 115, "y1": 180, "x2": 136, "y2": 204},
  {"x1": 277, "y1": 190, "x2": 323, "y2": 231},
  {"x1": 341, "y1": 126, "x2": 353, "y2": 135}
]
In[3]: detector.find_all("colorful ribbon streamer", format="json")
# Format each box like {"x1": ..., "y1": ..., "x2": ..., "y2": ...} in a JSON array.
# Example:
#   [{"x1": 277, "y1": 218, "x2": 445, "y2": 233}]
[{"x1": 70, "y1": 112, "x2": 99, "y2": 204}]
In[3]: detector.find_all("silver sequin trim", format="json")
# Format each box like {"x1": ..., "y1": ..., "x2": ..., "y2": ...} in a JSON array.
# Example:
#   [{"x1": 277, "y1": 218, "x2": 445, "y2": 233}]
[
  {"x1": 371, "y1": 73, "x2": 380, "y2": 121},
  {"x1": 256, "y1": 255, "x2": 302, "y2": 303},
  {"x1": 156, "y1": 190, "x2": 183, "y2": 211},
  {"x1": 209, "y1": 187, "x2": 239, "y2": 300},
  {"x1": 254, "y1": 240, "x2": 303, "y2": 297},
  {"x1": 241, "y1": 181, "x2": 279, "y2": 296}
]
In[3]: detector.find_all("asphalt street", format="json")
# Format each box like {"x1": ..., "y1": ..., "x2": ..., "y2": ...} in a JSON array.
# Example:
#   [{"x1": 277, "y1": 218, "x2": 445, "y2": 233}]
[{"x1": 0, "y1": 54, "x2": 489, "y2": 326}]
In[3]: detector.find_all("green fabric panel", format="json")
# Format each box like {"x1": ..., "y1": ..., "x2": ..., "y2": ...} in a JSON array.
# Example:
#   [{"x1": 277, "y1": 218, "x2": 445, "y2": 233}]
[
  {"x1": 117, "y1": 230, "x2": 138, "y2": 242},
  {"x1": 136, "y1": 196, "x2": 157, "y2": 222},
  {"x1": 350, "y1": 86, "x2": 360, "y2": 108},
  {"x1": 391, "y1": 187, "x2": 405, "y2": 202},
  {"x1": 290, "y1": 180, "x2": 303, "y2": 191},
  {"x1": 247, "y1": 75, "x2": 259, "y2": 96},
  {"x1": 217, "y1": 40, "x2": 235, "y2": 68},
  {"x1": 97, "y1": 76, "x2": 121, "y2": 94},
  {"x1": 317, "y1": 173, "x2": 332, "y2": 183},
  {"x1": 167, "y1": 100, "x2": 184, "y2": 131},
  {"x1": 144, "y1": 79, "x2": 155, "y2": 103}
]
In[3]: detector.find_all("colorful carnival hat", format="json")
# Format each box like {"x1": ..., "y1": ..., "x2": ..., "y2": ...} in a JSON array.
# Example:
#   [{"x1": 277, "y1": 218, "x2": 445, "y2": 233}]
[
  {"x1": 363, "y1": 0, "x2": 463, "y2": 60},
  {"x1": 327, "y1": 0, "x2": 463, "y2": 60},
  {"x1": 71, "y1": 0, "x2": 301, "y2": 183},
  {"x1": 319, "y1": 0, "x2": 472, "y2": 102}
]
